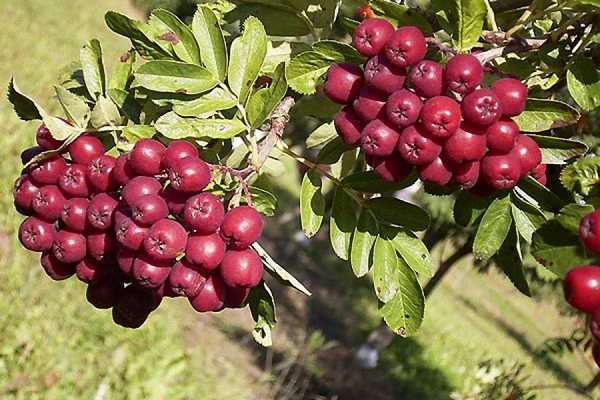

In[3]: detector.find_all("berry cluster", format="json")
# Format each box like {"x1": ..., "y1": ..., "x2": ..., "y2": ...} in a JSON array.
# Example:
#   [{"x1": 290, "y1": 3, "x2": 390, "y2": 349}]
[
  {"x1": 324, "y1": 18, "x2": 546, "y2": 194},
  {"x1": 14, "y1": 126, "x2": 264, "y2": 328}
]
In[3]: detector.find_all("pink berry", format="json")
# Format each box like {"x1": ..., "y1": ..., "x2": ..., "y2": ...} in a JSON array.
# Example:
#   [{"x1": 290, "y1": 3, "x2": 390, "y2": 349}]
[
  {"x1": 185, "y1": 232, "x2": 226, "y2": 270},
  {"x1": 352, "y1": 18, "x2": 395, "y2": 57},
  {"x1": 383, "y1": 25, "x2": 427, "y2": 68},
  {"x1": 68, "y1": 135, "x2": 104, "y2": 165},
  {"x1": 168, "y1": 156, "x2": 211, "y2": 194},
  {"x1": 491, "y1": 78, "x2": 528, "y2": 117},
  {"x1": 420, "y1": 96, "x2": 461, "y2": 139},
  {"x1": 364, "y1": 55, "x2": 406, "y2": 95},
  {"x1": 128, "y1": 138, "x2": 166, "y2": 176},
  {"x1": 360, "y1": 119, "x2": 401, "y2": 157},
  {"x1": 220, "y1": 248, "x2": 264, "y2": 288},
  {"x1": 334, "y1": 106, "x2": 365, "y2": 146},
  {"x1": 323, "y1": 63, "x2": 364, "y2": 104},
  {"x1": 444, "y1": 54, "x2": 483, "y2": 94}
]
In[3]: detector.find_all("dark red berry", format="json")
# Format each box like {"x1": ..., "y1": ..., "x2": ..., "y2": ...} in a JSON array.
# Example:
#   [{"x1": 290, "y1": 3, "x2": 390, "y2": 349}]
[
  {"x1": 87, "y1": 230, "x2": 117, "y2": 264},
  {"x1": 128, "y1": 138, "x2": 166, "y2": 176},
  {"x1": 132, "y1": 253, "x2": 172, "y2": 289},
  {"x1": 161, "y1": 140, "x2": 199, "y2": 171},
  {"x1": 113, "y1": 285, "x2": 157, "y2": 328},
  {"x1": 397, "y1": 124, "x2": 442, "y2": 165},
  {"x1": 115, "y1": 217, "x2": 149, "y2": 251},
  {"x1": 220, "y1": 206, "x2": 263, "y2": 249},
  {"x1": 323, "y1": 63, "x2": 364, "y2": 104},
  {"x1": 420, "y1": 96, "x2": 461, "y2": 139},
  {"x1": 480, "y1": 153, "x2": 521, "y2": 190},
  {"x1": 444, "y1": 54, "x2": 483, "y2": 94},
  {"x1": 408, "y1": 60, "x2": 444, "y2": 98},
  {"x1": 220, "y1": 248, "x2": 263, "y2": 288},
  {"x1": 224, "y1": 286, "x2": 251, "y2": 308},
  {"x1": 13, "y1": 175, "x2": 39, "y2": 214},
  {"x1": 61, "y1": 197, "x2": 90, "y2": 232},
  {"x1": 36, "y1": 123, "x2": 64, "y2": 150},
  {"x1": 386, "y1": 90, "x2": 423, "y2": 128},
  {"x1": 169, "y1": 259, "x2": 206, "y2": 298},
  {"x1": 417, "y1": 156, "x2": 454, "y2": 186},
  {"x1": 29, "y1": 156, "x2": 67, "y2": 186},
  {"x1": 143, "y1": 219, "x2": 188, "y2": 261},
  {"x1": 53, "y1": 229, "x2": 87, "y2": 263},
  {"x1": 163, "y1": 184, "x2": 190, "y2": 217},
  {"x1": 183, "y1": 192, "x2": 225, "y2": 234},
  {"x1": 486, "y1": 119, "x2": 519, "y2": 153},
  {"x1": 122, "y1": 176, "x2": 162, "y2": 206},
  {"x1": 511, "y1": 134, "x2": 542, "y2": 177},
  {"x1": 86, "y1": 154, "x2": 117, "y2": 192},
  {"x1": 185, "y1": 232, "x2": 226, "y2": 270},
  {"x1": 32, "y1": 185, "x2": 66, "y2": 222},
  {"x1": 75, "y1": 256, "x2": 107, "y2": 283},
  {"x1": 169, "y1": 156, "x2": 211, "y2": 194},
  {"x1": 87, "y1": 193, "x2": 119, "y2": 230},
  {"x1": 86, "y1": 277, "x2": 124, "y2": 309},
  {"x1": 453, "y1": 161, "x2": 480, "y2": 189},
  {"x1": 364, "y1": 55, "x2": 406, "y2": 95},
  {"x1": 68, "y1": 135, "x2": 104, "y2": 165},
  {"x1": 384, "y1": 25, "x2": 427, "y2": 68},
  {"x1": 20, "y1": 146, "x2": 44, "y2": 165},
  {"x1": 334, "y1": 106, "x2": 365, "y2": 146},
  {"x1": 461, "y1": 89, "x2": 503, "y2": 126},
  {"x1": 131, "y1": 194, "x2": 169, "y2": 226},
  {"x1": 114, "y1": 153, "x2": 137, "y2": 186},
  {"x1": 360, "y1": 119, "x2": 401, "y2": 157},
  {"x1": 352, "y1": 18, "x2": 395, "y2": 57},
  {"x1": 491, "y1": 78, "x2": 528, "y2": 117},
  {"x1": 40, "y1": 250, "x2": 75, "y2": 280},
  {"x1": 580, "y1": 210, "x2": 600, "y2": 255},
  {"x1": 352, "y1": 86, "x2": 387, "y2": 122},
  {"x1": 117, "y1": 248, "x2": 137, "y2": 276},
  {"x1": 58, "y1": 164, "x2": 91, "y2": 198},
  {"x1": 563, "y1": 265, "x2": 600, "y2": 312},
  {"x1": 18, "y1": 216, "x2": 56, "y2": 252},
  {"x1": 189, "y1": 274, "x2": 226, "y2": 312},
  {"x1": 370, "y1": 153, "x2": 413, "y2": 183},
  {"x1": 443, "y1": 125, "x2": 487, "y2": 164},
  {"x1": 531, "y1": 163, "x2": 547, "y2": 186}
]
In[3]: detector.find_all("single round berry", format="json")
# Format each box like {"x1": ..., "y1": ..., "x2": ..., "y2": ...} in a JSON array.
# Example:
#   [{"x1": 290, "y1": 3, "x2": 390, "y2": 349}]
[
  {"x1": 76, "y1": 256, "x2": 107, "y2": 283},
  {"x1": 132, "y1": 253, "x2": 172, "y2": 289},
  {"x1": 397, "y1": 124, "x2": 442, "y2": 165},
  {"x1": 143, "y1": 219, "x2": 188, "y2": 261},
  {"x1": 511, "y1": 134, "x2": 542, "y2": 177},
  {"x1": 224, "y1": 286, "x2": 251, "y2": 308},
  {"x1": 444, "y1": 54, "x2": 483, "y2": 94},
  {"x1": 531, "y1": 163, "x2": 547, "y2": 186},
  {"x1": 579, "y1": 210, "x2": 600, "y2": 255},
  {"x1": 220, "y1": 248, "x2": 263, "y2": 288},
  {"x1": 122, "y1": 176, "x2": 162, "y2": 206},
  {"x1": 370, "y1": 153, "x2": 413, "y2": 183},
  {"x1": 113, "y1": 285, "x2": 157, "y2": 328},
  {"x1": 453, "y1": 160, "x2": 480, "y2": 189},
  {"x1": 29, "y1": 156, "x2": 67, "y2": 186},
  {"x1": 334, "y1": 106, "x2": 365, "y2": 146},
  {"x1": 163, "y1": 184, "x2": 190, "y2": 217},
  {"x1": 461, "y1": 89, "x2": 503, "y2": 126},
  {"x1": 491, "y1": 78, "x2": 528, "y2": 117},
  {"x1": 355, "y1": 4, "x2": 374, "y2": 20},
  {"x1": 352, "y1": 86, "x2": 387, "y2": 122},
  {"x1": 115, "y1": 217, "x2": 149, "y2": 251},
  {"x1": 87, "y1": 230, "x2": 117, "y2": 264},
  {"x1": 53, "y1": 229, "x2": 87, "y2": 264},
  {"x1": 185, "y1": 232, "x2": 226, "y2": 270},
  {"x1": 128, "y1": 138, "x2": 166, "y2": 176},
  {"x1": 442, "y1": 125, "x2": 487, "y2": 164},
  {"x1": 408, "y1": 60, "x2": 444, "y2": 98},
  {"x1": 169, "y1": 259, "x2": 206, "y2": 298},
  {"x1": 18, "y1": 216, "x2": 56, "y2": 252},
  {"x1": 352, "y1": 18, "x2": 395, "y2": 57},
  {"x1": 20, "y1": 146, "x2": 44, "y2": 165},
  {"x1": 420, "y1": 96, "x2": 461, "y2": 139},
  {"x1": 386, "y1": 90, "x2": 423, "y2": 128},
  {"x1": 183, "y1": 192, "x2": 225, "y2": 234},
  {"x1": 32, "y1": 185, "x2": 66, "y2": 222},
  {"x1": 189, "y1": 274, "x2": 226, "y2": 312},
  {"x1": 40, "y1": 250, "x2": 75, "y2": 280},
  {"x1": 58, "y1": 164, "x2": 91, "y2": 198},
  {"x1": 86, "y1": 277, "x2": 124, "y2": 309},
  {"x1": 86, "y1": 154, "x2": 117, "y2": 192},
  {"x1": 117, "y1": 248, "x2": 137, "y2": 276},
  {"x1": 417, "y1": 156, "x2": 454, "y2": 186},
  {"x1": 364, "y1": 54, "x2": 406, "y2": 95},
  {"x1": 383, "y1": 25, "x2": 427, "y2": 68},
  {"x1": 486, "y1": 119, "x2": 520, "y2": 153},
  {"x1": 13, "y1": 175, "x2": 39, "y2": 214},
  {"x1": 480, "y1": 153, "x2": 521, "y2": 190},
  {"x1": 161, "y1": 140, "x2": 199, "y2": 171},
  {"x1": 168, "y1": 156, "x2": 211, "y2": 194},
  {"x1": 114, "y1": 153, "x2": 137, "y2": 186},
  {"x1": 131, "y1": 194, "x2": 169, "y2": 226},
  {"x1": 563, "y1": 265, "x2": 600, "y2": 312},
  {"x1": 36, "y1": 123, "x2": 64, "y2": 150},
  {"x1": 323, "y1": 63, "x2": 364, "y2": 104},
  {"x1": 61, "y1": 197, "x2": 90, "y2": 232},
  {"x1": 220, "y1": 206, "x2": 264, "y2": 249},
  {"x1": 68, "y1": 135, "x2": 104, "y2": 165},
  {"x1": 360, "y1": 119, "x2": 401, "y2": 157},
  {"x1": 87, "y1": 193, "x2": 119, "y2": 230}
]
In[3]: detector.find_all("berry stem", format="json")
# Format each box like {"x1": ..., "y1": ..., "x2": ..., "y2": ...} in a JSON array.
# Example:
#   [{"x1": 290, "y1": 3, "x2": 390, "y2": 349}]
[{"x1": 425, "y1": 37, "x2": 456, "y2": 56}]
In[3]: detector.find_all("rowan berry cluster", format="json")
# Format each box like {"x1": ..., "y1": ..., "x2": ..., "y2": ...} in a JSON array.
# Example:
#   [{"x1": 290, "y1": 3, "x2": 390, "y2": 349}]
[
  {"x1": 14, "y1": 126, "x2": 264, "y2": 328},
  {"x1": 325, "y1": 18, "x2": 546, "y2": 194}
]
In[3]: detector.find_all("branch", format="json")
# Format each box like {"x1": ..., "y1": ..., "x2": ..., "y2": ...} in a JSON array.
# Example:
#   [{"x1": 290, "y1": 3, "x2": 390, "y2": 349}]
[
  {"x1": 475, "y1": 36, "x2": 547, "y2": 65},
  {"x1": 257, "y1": 96, "x2": 295, "y2": 165}
]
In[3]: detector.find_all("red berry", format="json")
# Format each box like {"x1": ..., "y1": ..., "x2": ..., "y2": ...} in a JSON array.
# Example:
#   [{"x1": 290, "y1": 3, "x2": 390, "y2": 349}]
[
  {"x1": 189, "y1": 274, "x2": 226, "y2": 312},
  {"x1": 352, "y1": 18, "x2": 395, "y2": 57},
  {"x1": 163, "y1": 184, "x2": 191, "y2": 217},
  {"x1": 117, "y1": 248, "x2": 137, "y2": 276},
  {"x1": 491, "y1": 78, "x2": 528, "y2": 117},
  {"x1": 168, "y1": 156, "x2": 211, "y2": 194},
  {"x1": 323, "y1": 63, "x2": 364, "y2": 104},
  {"x1": 442, "y1": 125, "x2": 487, "y2": 164},
  {"x1": 114, "y1": 153, "x2": 137, "y2": 186},
  {"x1": 128, "y1": 138, "x2": 166, "y2": 176},
  {"x1": 185, "y1": 232, "x2": 226, "y2": 270},
  {"x1": 408, "y1": 60, "x2": 444, "y2": 98},
  {"x1": 68, "y1": 135, "x2": 104, "y2": 165},
  {"x1": 86, "y1": 277, "x2": 124, "y2": 309},
  {"x1": 86, "y1": 154, "x2": 117, "y2": 192},
  {"x1": 143, "y1": 219, "x2": 188, "y2": 261},
  {"x1": 397, "y1": 124, "x2": 442, "y2": 165},
  {"x1": 370, "y1": 153, "x2": 413, "y2": 183},
  {"x1": 18, "y1": 216, "x2": 56, "y2": 252},
  {"x1": 36, "y1": 123, "x2": 64, "y2": 150},
  {"x1": 364, "y1": 55, "x2": 406, "y2": 95},
  {"x1": 563, "y1": 266, "x2": 600, "y2": 312},
  {"x1": 224, "y1": 286, "x2": 251, "y2": 308},
  {"x1": 122, "y1": 176, "x2": 162, "y2": 206},
  {"x1": 511, "y1": 134, "x2": 542, "y2": 177},
  {"x1": 220, "y1": 248, "x2": 263, "y2": 288},
  {"x1": 132, "y1": 253, "x2": 172, "y2": 289},
  {"x1": 113, "y1": 285, "x2": 157, "y2": 328},
  {"x1": 61, "y1": 197, "x2": 90, "y2": 232},
  {"x1": 579, "y1": 210, "x2": 600, "y2": 255},
  {"x1": 183, "y1": 192, "x2": 225, "y2": 234},
  {"x1": 334, "y1": 106, "x2": 364, "y2": 146},
  {"x1": 169, "y1": 259, "x2": 206, "y2": 298},
  {"x1": 355, "y1": 4, "x2": 374, "y2": 20},
  {"x1": 352, "y1": 86, "x2": 387, "y2": 122},
  {"x1": 386, "y1": 90, "x2": 423, "y2": 128},
  {"x1": 53, "y1": 229, "x2": 87, "y2": 264},
  {"x1": 20, "y1": 146, "x2": 44, "y2": 165},
  {"x1": 131, "y1": 194, "x2": 169, "y2": 226},
  {"x1": 531, "y1": 163, "x2": 547, "y2": 186},
  {"x1": 75, "y1": 256, "x2": 107, "y2": 283},
  {"x1": 453, "y1": 161, "x2": 480, "y2": 190},
  {"x1": 360, "y1": 119, "x2": 401, "y2": 157},
  {"x1": 115, "y1": 217, "x2": 149, "y2": 251},
  {"x1": 220, "y1": 206, "x2": 264, "y2": 249},
  {"x1": 87, "y1": 230, "x2": 117, "y2": 264},
  {"x1": 444, "y1": 54, "x2": 483, "y2": 94},
  {"x1": 384, "y1": 25, "x2": 427, "y2": 68},
  {"x1": 417, "y1": 156, "x2": 454, "y2": 186},
  {"x1": 13, "y1": 175, "x2": 39, "y2": 214},
  {"x1": 161, "y1": 140, "x2": 199, "y2": 171},
  {"x1": 480, "y1": 153, "x2": 521, "y2": 190},
  {"x1": 420, "y1": 96, "x2": 462, "y2": 139},
  {"x1": 40, "y1": 250, "x2": 75, "y2": 280},
  {"x1": 461, "y1": 89, "x2": 503, "y2": 126},
  {"x1": 58, "y1": 164, "x2": 91, "y2": 198},
  {"x1": 485, "y1": 119, "x2": 519, "y2": 153},
  {"x1": 32, "y1": 185, "x2": 66, "y2": 222},
  {"x1": 87, "y1": 193, "x2": 119, "y2": 230},
  {"x1": 29, "y1": 156, "x2": 67, "y2": 186}
]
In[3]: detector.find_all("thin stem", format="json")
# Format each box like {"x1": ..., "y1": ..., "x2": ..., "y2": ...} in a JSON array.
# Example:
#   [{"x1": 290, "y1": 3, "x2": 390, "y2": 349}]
[
  {"x1": 276, "y1": 142, "x2": 342, "y2": 186},
  {"x1": 485, "y1": 0, "x2": 499, "y2": 32}
]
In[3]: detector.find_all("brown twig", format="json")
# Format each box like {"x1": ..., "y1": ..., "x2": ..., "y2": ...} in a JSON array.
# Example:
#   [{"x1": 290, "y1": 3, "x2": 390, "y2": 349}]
[
  {"x1": 475, "y1": 36, "x2": 547, "y2": 65},
  {"x1": 425, "y1": 37, "x2": 457, "y2": 56},
  {"x1": 257, "y1": 96, "x2": 296, "y2": 165}
]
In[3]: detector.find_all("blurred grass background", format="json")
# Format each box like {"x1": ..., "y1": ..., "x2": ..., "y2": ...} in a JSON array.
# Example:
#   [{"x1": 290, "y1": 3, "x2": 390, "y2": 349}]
[{"x1": 0, "y1": 0, "x2": 598, "y2": 399}]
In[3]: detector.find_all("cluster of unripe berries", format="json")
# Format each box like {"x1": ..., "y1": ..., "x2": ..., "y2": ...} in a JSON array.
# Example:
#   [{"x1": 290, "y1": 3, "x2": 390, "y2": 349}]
[
  {"x1": 324, "y1": 18, "x2": 546, "y2": 194},
  {"x1": 562, "y1": 210, "x2": 600, "y2": 366},
  {"x1": 14, "y1": 125, "x2": 264, "y2": 328}
]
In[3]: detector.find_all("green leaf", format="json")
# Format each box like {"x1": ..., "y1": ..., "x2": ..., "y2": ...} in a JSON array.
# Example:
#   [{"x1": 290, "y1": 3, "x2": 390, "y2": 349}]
[
  {"x1": 251, "y1": 5, "x2": 312, "y2": 36},
  {"x1": 41, "y1": 115, "x2": 84, "y2": 141},
  {"x1": 300, "y1": 169, "x2": 325, "y2": 238},
  {"x1": 532, "y1": 220, "x2": 595, "y2": 278},
  {"x1": 373, "y1": 236, "x2": 400, "y2": 302},
  {"x1": 473, "y1": 193, "x2": 512, "y2": 260},
  {"x1": 285, "y1": 51, "x2": 330, "y2": 95},
  {"x1": 7, "y1": 78, "x2": 42, "y2": 121},
  {"x1": 53, "y1": 85, "x2": 90, "y2": 128},
  {"x1": 306, "y1": 0, "x2": 341, "y2": 40},
  {"x1": 312, "y1": 40, "x2": 365, "y2": 64},
  {"x1": 248, "y1": 281, "x2": 276, "y2": 347},
  {"x1": 510, "y1": 197, "x2": 546, "y2": 244},
  {"x1": 108, "y1": 88, "x2": 142, "y2": 124},
  {"x1": 172, "y1": 87, "x2": 237, "y2": 116},
  {"x1": 516, "y1": 176, "x2": 567, "y2": 212},
  {"x1": 247, "y1": 63, "x2": 287, "y2": 128},
  {"x1": 151, "y1": 9, "x2": 201, "y2": 65},
  {"x1": 530, "y1": 134, "x2": 588, "y2": 165},
  {"x1": 370, "y1": 0, "x2": 433, "y2": 36},
  {"x1": 133, "y1": 61, "x2": 218, "y2": 95},
  {"x1": 343, "y1": 170, "x2": 418, "y2": 193},
  {"x1": 329, "y1": 187, "x2": 357, "y2": 260},
  {"x1": 252, "y1": 243, "x2": 311, "y2": 296},
  {"x1": 431, "y1": 0, "x2": 487, "y2": 51},
  {"x1": 495, "y1": 226, "x2": 532, "y2": 297},
  {"x1": 155, "y1": 112, "x2": 246, "y2": 139},
  {"x1": 120, "y1": 125, "x2": 156, "y2": 149},
  {"x1": 567, "y1": 55, "x2": 600, "y2": 111},
  {"x1": 228, "y1": 16, "x2": 267, "y2": 105},
  {"x1": 306, "y1": 122, "x2": 337, "y2": 149},
  {"x1": 366, "y1": 197, "x2": 430, "y2": 231},
  {"x1": 192, "y1": 6, "x2": 228, "y2": 81},
  {"x1": 298, "y1": 95, "x2": 341, "y2": 119},
  {"x1": 316, "y1": 137, "x2": 354, "y2": 164},
  {"x1": 389, "y1": 228, "x2": 436, "y2": 278},
  {"x1": 379, "y1": 258, "x2": 425, "y2": 338},
  {"x1": 560, "y1": 156, "x2": 600, "y2": 197},
  {"x1": 109, "y1": 49, "x2": 136, "y2": 91},
  {"x1": 80, "y1": 39, "x2": 106, "y2": 100},
  {"x1": 247, "y1": 186, "x2": 277, "y2": 217},
  {"x1": 556, "y1": 204, "x2": 595, "y2": 232},
  {"x1": 453, "y1": 190, "x2": 495, "y2": 227},
  {"x1": 90, "y1": 95, "x2": 121, "y2": 129},
  {"x1": 513, "y1": 99, "x2": 580, "y2": 132},
  {"x1": 351, "y1": 209, "x2": 378, "y2": 278}
]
